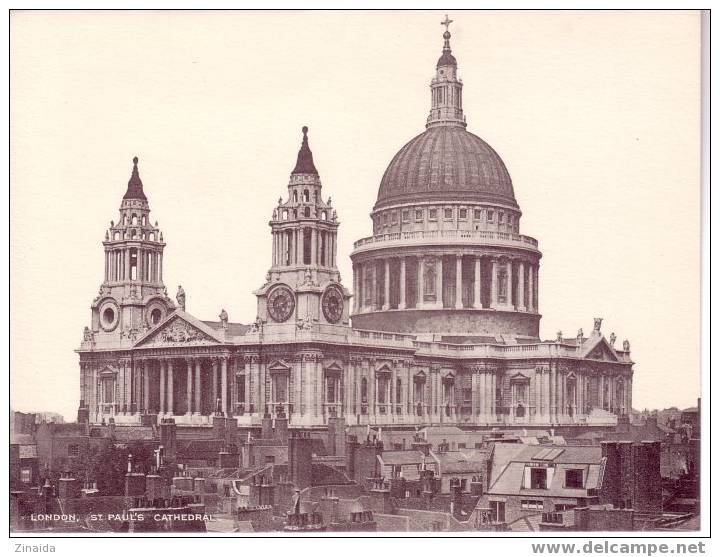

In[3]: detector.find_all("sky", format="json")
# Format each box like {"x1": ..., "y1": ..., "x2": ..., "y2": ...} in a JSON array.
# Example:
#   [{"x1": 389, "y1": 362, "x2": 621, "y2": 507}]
[{"x1": 10, "y1": 10, "x2": 702, "y2": 420}]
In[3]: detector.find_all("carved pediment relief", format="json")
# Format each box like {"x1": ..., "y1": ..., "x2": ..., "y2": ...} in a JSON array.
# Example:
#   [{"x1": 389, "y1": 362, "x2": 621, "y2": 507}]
[
  {"x1": 375, "y1": 361, "x2": 393, "y2": 375},
  {"x1": 135, "y1": 316, "x2": 219, "y2": 347},
  {"x1": 98, "y1": 366, "x2": 116, "y2": 377}
]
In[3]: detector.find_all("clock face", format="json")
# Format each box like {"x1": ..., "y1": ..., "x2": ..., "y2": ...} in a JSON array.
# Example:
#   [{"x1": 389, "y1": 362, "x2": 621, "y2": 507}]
[
  {"x1": 322, "y1": 286, "x2": 344, "y2": 324},
  {"x1": 267, "y1": 285, "x2": 295, "y2": 323}
]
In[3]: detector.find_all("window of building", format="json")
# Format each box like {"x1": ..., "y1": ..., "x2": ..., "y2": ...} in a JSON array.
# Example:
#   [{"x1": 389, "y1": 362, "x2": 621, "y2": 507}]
[
  {"x1": 428, "y1": 208, "x2": 438, "y2": 220},
  {"x1": 237, "y1": 375, "x2": 246, "y2": 404},
  {"x1": 21, "y1": 469, "x2": 31, "y2": 484},
  {"x1": 487, "y1": 210, "x2": 494, "y2": 223},
  {"x1": 415, "y1": 209, "x2": 423, "y2": 221},
  {"x1": 265, "y1": 455, "x2": 276, "y2": 464},
  {"x1": 444, "y1": 208, "x2": 453, "y2": 219},
  {"x1": 463, "y1": 388, "x2": 472, "y2": 403},
  {"x1": 402, "y1": 210, "x2": 410, "y2": 223},
  {"x1": 361, "y1": 378, "x2": 368, "y2": 404},
  {"x1": 530, "y1": 468, "x2": 548, "y2": 489},
  {"x1": 304, "y1": 206, "x2": 311, "y2": 218},
  {"x1": 474, "y1": 209, "x2": 482, "y2": 220},
  {"x1": 391, "y1": 211, "x2": 398, "y2": 224},
  {"x1": 303, "y1": 229, "x2": 312, "y2": 264},
  {"x1": 490, "y1": 501, "x2": 506, "y2": 523},
  {"x1": 458, "y1": 443, "x2": 466, "y2": 449},
  {"x1": 396, "y1": 378, "x2": 402, "y2": 404},
  {"x1": 303, "y1": 189, "x2": 310, "y2": 203},
  {"x1": 68, "y1": 444, "x2": 80, "y2": 458},
  {"x1": 293, "y1": 191, "x2": 298, "y2": 202},
  {"x1": 565, "y1": 469, "x2": 584, "y2": 489},
  {"x1": 521, "y1": 500, "x2": 544, "y2": 510},
  {"x1": 459, "y1": 208, "x2": 467, "y2": 219},
  {"x1": 499, "y1": 212, "x2": 505, "y2": 224},
  {"x1": 555, "y1": 504, "x2": 576, "y2": 511}
]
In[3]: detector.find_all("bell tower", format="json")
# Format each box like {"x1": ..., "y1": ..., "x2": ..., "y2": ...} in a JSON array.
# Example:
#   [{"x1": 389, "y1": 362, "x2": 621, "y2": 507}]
[
  {"x1": 86, "y1": 157, "x2": 175, "y2": 347},
  {"x1": 255, "y1": 127, "x2": 351, "y2": 333}
]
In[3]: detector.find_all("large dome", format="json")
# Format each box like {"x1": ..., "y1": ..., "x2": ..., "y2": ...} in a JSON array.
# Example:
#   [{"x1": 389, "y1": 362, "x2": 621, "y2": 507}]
[{"x1": 374, "y1": 125, "x2": 518, "y2": 211}]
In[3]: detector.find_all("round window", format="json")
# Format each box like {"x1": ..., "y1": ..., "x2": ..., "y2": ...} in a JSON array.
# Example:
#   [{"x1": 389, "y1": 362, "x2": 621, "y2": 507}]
[
  {"x1": 150, "y1": 308, "x2": 162, "y2": 325},
  {"x1": 103, "y1": 307, "x2": 115, "y2": 324}
]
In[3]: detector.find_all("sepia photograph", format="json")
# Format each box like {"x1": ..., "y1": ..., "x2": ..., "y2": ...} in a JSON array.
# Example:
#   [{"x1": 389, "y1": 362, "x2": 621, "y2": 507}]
[{"x1": 8, "y1": 8, "x2": 707, "y2": 542}]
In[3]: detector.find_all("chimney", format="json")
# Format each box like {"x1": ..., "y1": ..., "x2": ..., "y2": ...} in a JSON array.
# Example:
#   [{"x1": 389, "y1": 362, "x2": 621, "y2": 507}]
[
  {"x1": 274, "y1": 407, "x2": 289, "y2": 444},
  {"x1": 261, "y1": 409, "x2": 273, "y2": 439}
]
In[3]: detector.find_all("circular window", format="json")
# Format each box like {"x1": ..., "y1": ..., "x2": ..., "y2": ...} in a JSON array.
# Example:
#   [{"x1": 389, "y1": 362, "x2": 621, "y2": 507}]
[
  {"x1": 98, "y1": 300, "x2": 119, "y2": 332},
  {"x1": 150, "y1": 308, "x2": 162, "y2": 325},
  {"x1": 103, "y1": 307, "x2": 115, "y2": 324}
]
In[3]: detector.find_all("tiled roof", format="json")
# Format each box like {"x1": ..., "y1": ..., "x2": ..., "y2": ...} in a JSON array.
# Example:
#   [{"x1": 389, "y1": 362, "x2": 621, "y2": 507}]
[
  {"x1": 379, "y1": 450, "x2": 426, "y2": 466},
  {"x1": 202, "y1": 321, "x2": 253, "y2": 337}
]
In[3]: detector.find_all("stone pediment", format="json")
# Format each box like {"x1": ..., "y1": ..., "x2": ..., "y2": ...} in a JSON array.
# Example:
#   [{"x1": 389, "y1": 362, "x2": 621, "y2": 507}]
[
  {"x1": 134, "y1": 311, "x2": 223, "y2": 348},
  {"x1": 509, "y1": 371, "x2": 530, "y2": 382},
  {"x1": 268, "y1": 359, "x2": 292, "y2": 373},
  {"x1": 324, "y1": 361, "x2": 344, "y2": 375},
  {"x1": 583, "y1": 336, "x2": 619, "y2": 362}
]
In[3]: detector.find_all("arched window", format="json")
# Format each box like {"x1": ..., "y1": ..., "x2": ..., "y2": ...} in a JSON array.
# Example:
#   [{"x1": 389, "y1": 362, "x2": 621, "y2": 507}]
[
  {"x1": 131, "y1": 215, "x2": 138, "y2": 225},
  {"x1": 282, "y1": 209, "x2": 288, "y2": 220},
  {"x1": 361, "y1": 378, "x2": 368, "y2": 404},
  {"x1": 142, "y1": 215, "x2": 146, "y2": 226},
  {"x1": 322, "y1": 210, "x2": 327, "y2": 220},
  {"x1": 303, "y1": 189, "x2": 310, "y2": 203},
  {"x1": 130, "y1": 229, "x2": 137, "y2": 239},
  {"x1": 293, "y1": 191, "x2": 298, "y2": 202},
  {"x1": 304, "y1": 206, "x2": 310, "y2": 218},
  {"x1": 149, "y1": 232, "x2": 155, "y2": 241},
  {"x1": 113, "y1": 232, "x2": 120, "y2": 240},
  {"x1": 396, "y1": 378, "x2": 402, "y2": 404}
]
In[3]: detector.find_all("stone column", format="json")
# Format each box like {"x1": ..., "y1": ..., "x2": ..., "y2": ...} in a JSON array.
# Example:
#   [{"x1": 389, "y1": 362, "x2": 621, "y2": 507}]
[
  {"x1": 383, "y1": 258, "x2": 390, "y2": 310},
  {"x1": 167, "y1": 360, "x2": 174, "y2": 415},
  {"x1": 124, "y1": 249, "x2": 130, "y2": 281},
  {"x1": 143, "y1": 360, "x2": 150, "y2": 413},
  {"x1": 221, "y1": 357, "x2": 228, "y2": 415},
  {"x1": 490, "y1": 372, "x2": 497, "y2": 421},
  {"x1": 159, "y1": 360, "x2": 166, "y2": 414},
  {"x1": 534, "y1": 265, "x2": 539, "y2": 313},
  {"x1": 473, "y1": 256, "x2": 482, "y2": 309},
  {"x1": 186, "y1": 359, "x2": 193, "y2": 415},
  {"x1": 471, "y1": 370, "x2": 478, "y2": 420},
  {"x1": 212, "y1": 359, "x2": 218, "y2": 410},
  {"x1": 549, "y1": 364, "x2": 556, "y2": 421},
  {"x1": 418, "y1": 257, "x2": 425, "y2": 309},
  {"x1": 435, "y1": 256, "x2": 443, "y2": 308},
  {"x1": 505, "y1": 260, "x2": 513, "y2": 308},
  {"x1": 399, "y1": 257, "x2": 406, "y2": 309},
  {"x1": 527, "y1": 264, "x2": 535, "y2": 312},
  {"x1": 490, "y1": 258, "x2": 498, "y2": 309},
  {"x1": 517, "y1": 261, "x2": 526, "y2": 311},
  {"x1": 194, "y1": 359, "x2": 202, "y2": 415},
  {"x1": 311, "y1": 229, "x2": 317, "y2": 265},
  {"x1": 455, "y1": 255, "x2": 463, "y2": 309}
]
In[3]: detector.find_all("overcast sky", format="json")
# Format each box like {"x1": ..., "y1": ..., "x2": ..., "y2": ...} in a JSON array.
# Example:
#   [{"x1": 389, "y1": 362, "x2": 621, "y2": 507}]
[{"x1": 10, "y1": 10, "x2": 701, "y2": 420}]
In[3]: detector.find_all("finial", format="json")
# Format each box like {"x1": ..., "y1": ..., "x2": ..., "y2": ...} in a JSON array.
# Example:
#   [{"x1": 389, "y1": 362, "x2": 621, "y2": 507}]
[
  {"x1": 441, "y1": 14, "x2": 453, "y2": 33},
  {"x1": 133, "y1": 156, "x2": 139, "y2": 165},
  {"x1": 302, "y1": 125, "x2": 308, "y2": 138}
]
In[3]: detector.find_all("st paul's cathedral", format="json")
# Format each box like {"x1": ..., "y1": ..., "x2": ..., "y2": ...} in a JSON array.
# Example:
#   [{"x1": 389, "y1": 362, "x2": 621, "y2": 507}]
[{"x1": 77, "y1": 21, "x2": 634, "y2": 433}]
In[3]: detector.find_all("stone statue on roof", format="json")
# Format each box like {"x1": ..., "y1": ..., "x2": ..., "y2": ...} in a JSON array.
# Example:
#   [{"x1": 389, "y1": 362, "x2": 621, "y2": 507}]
[
  {"x1": 219, "y1": 308, "x2": 228, "y2": 329},
  {"x1": 176, "y1": 285, "x2": 186, "y2": 311},
  {"x1": 609, "y1": 332, "x2": 617, "y2": 347}
]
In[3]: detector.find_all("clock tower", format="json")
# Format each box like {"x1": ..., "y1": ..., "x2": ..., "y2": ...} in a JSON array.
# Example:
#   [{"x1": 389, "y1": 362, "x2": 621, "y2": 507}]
[{"x1": 255, "y1": 127, "x2": 351, "y2": 336}]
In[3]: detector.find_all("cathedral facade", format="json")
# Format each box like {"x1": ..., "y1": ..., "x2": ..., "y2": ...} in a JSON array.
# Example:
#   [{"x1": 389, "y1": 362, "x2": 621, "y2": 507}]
[{"x1": 77, "y1": 22, "x2": 633, "y2": 431}]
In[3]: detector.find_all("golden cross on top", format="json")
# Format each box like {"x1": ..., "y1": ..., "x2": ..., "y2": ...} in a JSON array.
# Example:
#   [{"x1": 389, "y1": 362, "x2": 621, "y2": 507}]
[{"x1": 441, "y1": 14, "x2": 453, "y2": 32}]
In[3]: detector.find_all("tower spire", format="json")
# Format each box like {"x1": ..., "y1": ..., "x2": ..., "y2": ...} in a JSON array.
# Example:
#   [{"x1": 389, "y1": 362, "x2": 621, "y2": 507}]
[
  {"x1": 427, "y1": 16, "x2": 466, "y2": 129},
  {"x1": 291, "y1": 126, "x2": 319, "y2": 175},
  {"x1": 123, "y1": 156, "x2": 147, "y2": 201}
]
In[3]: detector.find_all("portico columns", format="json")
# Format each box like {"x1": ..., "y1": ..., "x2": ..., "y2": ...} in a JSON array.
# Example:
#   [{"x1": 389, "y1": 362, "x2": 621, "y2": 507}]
[
  {"x1": 143, "y1": 360, "x2": 150, "y2": 413},
  {"x1": 186, "y1": 359, "x2": 193, "y2": 415},
  {"x1": 159, "y1": 360, "x2": 166, "y2": 414},
  {"x1": 167, "y1": 360, "x2": 174, "y2": 415},
  {"x1": 370, "y1": 262, "x2": 377, "y2": 310},
  {"x1": 383, "y1": 259, "x2": 390, "y2": 310},
  {"x1": 455, "y1": 255, "x2": 463, "y2": 309},
  {"x1": 399, "y1": 257, "x2": 406, "y2": 309},
  {"x1": 517, "y1": 261, "x2": 526, "y2": 311},
  {"x1": 506, "y1": 260, "x2": 513, "y2": 308},
  {"x1": 194, "y1": 359, "x2": 201, "y2": 414},
  {"x1": 212, "y1": 358, "x2": 218, "y2": 410},
  {"x1": 221, "y1": 357, "x2": 228, "y2": 415},
  {"x1": 473, "y1": 256, "x2": 482, "y2": 309}
]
